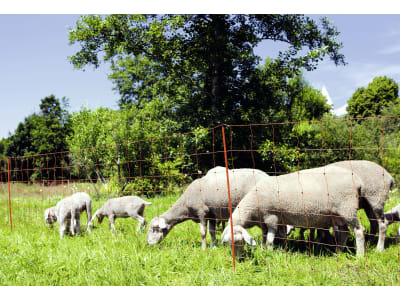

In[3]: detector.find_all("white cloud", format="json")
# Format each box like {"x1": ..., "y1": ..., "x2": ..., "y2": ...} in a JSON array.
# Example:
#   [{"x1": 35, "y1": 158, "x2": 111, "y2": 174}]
[
  {"x1": 321, "y1": 85, "x2": 333, "y2": 107},
  {"x1": 334, "y1": 103, "x2": 348, "y2": 116},
  {"x1": 344, "y1": 63, "x2": 400, "y2": 89}
]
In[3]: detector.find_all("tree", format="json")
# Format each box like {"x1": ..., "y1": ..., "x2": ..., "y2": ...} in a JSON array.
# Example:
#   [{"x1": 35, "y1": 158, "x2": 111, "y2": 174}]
[
  {"x1": 347, "y1": 76, "x2": 400, "y2": 119},
  {"x1": 67, "y1": 99, "x2": 185, "y2": 196},
  {"x1": 5, "y1": 95, "x2": 71, "y2": 182},
  {"x1": 68, "y1": 14, "x2": 345, "y2": 129},
  {"x1": 6, "y1": 95, "x2": 71, "y2": 157}
]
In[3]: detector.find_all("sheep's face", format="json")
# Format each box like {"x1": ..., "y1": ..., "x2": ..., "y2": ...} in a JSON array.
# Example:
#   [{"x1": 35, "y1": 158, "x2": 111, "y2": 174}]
[
  {"x1": 45, "y1": 208, "x2": 57, "y2": 225},
  {"x1": 221, "y1": 225, "x2": 256, "y2": 247},
  {"x1": 97, "y1": 214, "x2": 104, "y2": 224},
  {"x1": 147, "y1": 216, "x2": 169, "y2": 246}
]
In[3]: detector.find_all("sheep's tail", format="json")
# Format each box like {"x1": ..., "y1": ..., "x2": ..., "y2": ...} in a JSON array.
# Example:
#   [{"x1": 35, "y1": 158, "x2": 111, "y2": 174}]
[{"x1": 144, "y1": 201, "x2": 152, "y2": 206}]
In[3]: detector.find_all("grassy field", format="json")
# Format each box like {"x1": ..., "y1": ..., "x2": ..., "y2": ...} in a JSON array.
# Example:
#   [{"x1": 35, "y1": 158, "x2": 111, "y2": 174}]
[{"x1": 0, "y1": 183, "x2": 399, "y2": 285}]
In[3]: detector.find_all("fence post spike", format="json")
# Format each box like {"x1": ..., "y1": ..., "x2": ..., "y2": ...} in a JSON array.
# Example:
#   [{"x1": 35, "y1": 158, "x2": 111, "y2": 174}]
[{"x1": 222, "y1": 126, "x2": 236, "y2": 271}]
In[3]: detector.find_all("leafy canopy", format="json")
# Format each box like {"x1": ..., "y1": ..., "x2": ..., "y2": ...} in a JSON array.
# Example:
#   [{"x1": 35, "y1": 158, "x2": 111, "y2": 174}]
[
  {"x1": 347, "y1": 76, "x2": 400, "y2": 119},
  {"x1": 6, "y1": 95, "x2": 71, "y2": 157},
  {"x1": 68, "y1": 14, "x2": 345, "y2": 128}
]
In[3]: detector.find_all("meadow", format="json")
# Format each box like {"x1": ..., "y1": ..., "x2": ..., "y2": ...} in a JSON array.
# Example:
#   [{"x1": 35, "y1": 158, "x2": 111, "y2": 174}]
[{"x1": 0, "y1": 183, "x2": 399, "y2": 286}]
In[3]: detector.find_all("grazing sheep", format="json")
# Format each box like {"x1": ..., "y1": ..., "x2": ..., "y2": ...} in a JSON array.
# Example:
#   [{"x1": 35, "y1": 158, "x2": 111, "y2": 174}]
[
  {"x1": 286, "y1": 160, "x2": 394, "y2": 252},
  {"x1": 147, "y1": 167, "x2": 269, "y2": 249},
  {"x1": 221, "y1": 165, "x2": 366, "y2": 257},
  {"x1": 91, "y1": 196, "x2": 152, "y2": 233},
  {"x1": 44, "y1": 206, "x2": 57, "y2": 227},
  {"x1": 51, "y1": 192, "x2": 93, "y2": 238},
  {"x1": 330, "y1": 160, "x2": 395, "y2": 252},
  {"x1": 384, "y1": 204, "x2": 400, "y2": 241}
]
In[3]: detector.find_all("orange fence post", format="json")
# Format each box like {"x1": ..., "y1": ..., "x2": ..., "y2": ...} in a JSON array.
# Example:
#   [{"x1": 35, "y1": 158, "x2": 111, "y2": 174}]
[
  {"x1": 221, "y1": 126, "x2": 236, "y2": 271},
  {"x1": 7, "y1": 157, "x2": 12, "y2": 231}
]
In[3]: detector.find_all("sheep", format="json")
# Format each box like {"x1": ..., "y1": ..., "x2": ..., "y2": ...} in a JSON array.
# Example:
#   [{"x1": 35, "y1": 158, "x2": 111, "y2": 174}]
[
  {"x1": 44, "y1": 206, "x2": 57, "y2": 227},
  {"x1": 384, "y1": 204, "x2": 400, "y2": 242},
  {"x1": 91, "y1": 196, "x2": 152, "y2": 233},
  {"x1": 48, "y1": 192, "x2": 93, "y2": 238},
  {"x1": 329, "y1": 160, "x2": 395, "y2": 252},
  {"x1": 147, "y1": 167, "x2": 269, "y2": 249},
  {"x1": 286, "y1": 160, "x2": 394, "y2": 252},
  {"x1": 221, "y1": 165, "x2": 366, "y2": 257}
]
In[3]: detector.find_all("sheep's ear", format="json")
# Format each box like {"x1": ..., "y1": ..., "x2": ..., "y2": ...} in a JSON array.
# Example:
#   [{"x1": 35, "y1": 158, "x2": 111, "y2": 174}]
[
  {"x1": 241, "y1": 228, "x2": 256, "y2": 246},
  {"x1": 158, "y1": 217, "x2": 167, "y2": 229},
  {"x1": 221, "y1": 227, "x2": 231, "y2": 244},
  {"x1": 286, "y1": 225, "x2": 294, "y2": 235}
]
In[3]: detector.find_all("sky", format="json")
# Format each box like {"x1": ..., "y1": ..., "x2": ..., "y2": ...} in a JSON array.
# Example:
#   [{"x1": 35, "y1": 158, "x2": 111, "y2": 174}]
[{"x1": 1, "y1": 12, "x2": 400, "y2": 139}]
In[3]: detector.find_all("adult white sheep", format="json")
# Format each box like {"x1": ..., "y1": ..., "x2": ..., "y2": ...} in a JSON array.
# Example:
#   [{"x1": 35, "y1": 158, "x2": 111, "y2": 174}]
[
  {"x1": 221, "y1": 165, "x2": 366, "y2": 257},
  {"x1": 329, "y1": 160, "x2": 395, "y2": 252},
  {"x1": 91, "y1": 196, "x2": 152, "y2": 233},
  {"x1": 287, "y1": 160, "x2": 394, "y2": 252},
  {"x1": 147, "y1": 167, "x2": 268, "y2": 249},
  {"x1": 45, "y1": 192, "x2": 93, "y2": 238}
]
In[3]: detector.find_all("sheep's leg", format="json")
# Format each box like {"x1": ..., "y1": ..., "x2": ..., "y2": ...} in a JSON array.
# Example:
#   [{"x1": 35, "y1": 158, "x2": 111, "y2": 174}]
[
  {"x1": 109, "y1": 215, "x2": 116, "y2": 233},
  {"x1": 261, "y1": 224, "x2": 268, "y2": 248},
  {"x1": 70, "y1": 211, "x2": 76, "y2": 236},
  {"x1": 334, "y1": 225, "x2": 349, "y2": 251},
  {"x1": 200, "y1": 219, "x2": 208, "y2": 250},
  {"x1": 349, "y1": 221, "x2": 365, "y2": 257},
  {"x1": 132, "y1": 215, "x2": 146, "y2": 233},
  {"x1": 397, "y1": 226, "x2": 400, "y2": 244},
  {"x1": 266, "y1": 227, "x2": 276, "y2": 250},
  {"x1": 361, "y1": 200, "x2": 378, "y2": 242},
  {"x1": 208, "y1": 219, "x2": 217, "y2": 248},
  {"x1": 59, "y1": 217, "x2": 66, "y2": 239},
  {"x1": 220, "y1": 221, "x2": 226, "y2": 231},
  {"x1": 234, "y1": 243, "x2": 244, "y2": 260},
  {"x1": 75, "y1": 214, "x2": 81, "y2": 235},
  {"x1": 66, "y1": 220, "x2": 71, "y2": 233},
  {"x1": 377, "y1": 217, "x2": 388, "y2": 252}
]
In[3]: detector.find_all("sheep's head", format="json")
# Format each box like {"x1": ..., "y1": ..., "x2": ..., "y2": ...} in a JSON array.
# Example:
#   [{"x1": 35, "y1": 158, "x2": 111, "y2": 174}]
[
  {"x1": 44, "y1": 207, "x2": 57, "y2": 225},
  {"x1": 97, "y1": 214, "x2": 105, "y2": 224},
  {"x1": 91, "y1": 210, "x2": 104, "y2": 224},
  {"x1": 147, "y1": 216, "x2": 170, "y2": 246},
  {"x1": 221, "y1": 225, "x2": 256, "y2": 246}
]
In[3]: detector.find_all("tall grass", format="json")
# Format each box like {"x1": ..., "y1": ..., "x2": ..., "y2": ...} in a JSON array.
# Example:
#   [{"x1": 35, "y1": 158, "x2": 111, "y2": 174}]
[{"x1": 0, "y1": 184, "x2": 399, "y2": 285}]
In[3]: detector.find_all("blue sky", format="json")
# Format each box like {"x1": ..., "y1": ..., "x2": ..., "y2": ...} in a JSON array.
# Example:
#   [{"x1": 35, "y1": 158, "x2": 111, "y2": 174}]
[{"x1": 1, "y1": 14, "x2": 400, "y2": 139}]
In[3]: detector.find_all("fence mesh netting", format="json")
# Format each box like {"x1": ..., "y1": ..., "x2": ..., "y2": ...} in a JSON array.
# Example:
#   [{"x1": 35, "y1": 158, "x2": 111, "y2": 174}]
[{"x1": 0, "y1": 116, "x2": 399, "y2": 283}]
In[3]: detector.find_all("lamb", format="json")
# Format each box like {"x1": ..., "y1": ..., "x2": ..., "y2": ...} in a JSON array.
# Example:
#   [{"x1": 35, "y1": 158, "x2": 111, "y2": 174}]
[
  {"x1": 44, "y1": 206, "x2": 57, "y2": 227},
  {"x1": 147, "y1": 167, "x2": 269, "y2": 249},
  {"x1": 46, "y1": 192, "x2": 93, "y2": 239},
  {"x1": 384, "y1": 204, "x2": 400, "y2": 241},
  {"x1": 329, "y1": 160, "x2": 395, "y2": 252},
  {"x1": 221, "y1": 165, "x2": 366, "y2": 257},
  {"x1": 91, "y1": 196, "x2": 152, "y2": 233}
]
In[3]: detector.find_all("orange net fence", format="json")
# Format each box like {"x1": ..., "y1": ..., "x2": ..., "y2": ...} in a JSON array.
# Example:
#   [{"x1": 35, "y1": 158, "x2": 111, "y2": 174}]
[{"x1": 0, "y1": 116, "x2": 399, "y2": 282}]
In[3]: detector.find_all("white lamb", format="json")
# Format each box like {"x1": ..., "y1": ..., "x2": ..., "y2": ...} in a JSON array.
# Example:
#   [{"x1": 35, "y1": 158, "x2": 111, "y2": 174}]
[
  {"x1": 91, "y1": 196, "x2": 152, "y2": 233},
  {"x1": 45, "y1": 192, "x2": 93, "y2": 238}
]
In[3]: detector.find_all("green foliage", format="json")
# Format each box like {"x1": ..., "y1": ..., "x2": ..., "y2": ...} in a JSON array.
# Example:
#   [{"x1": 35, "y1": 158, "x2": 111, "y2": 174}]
[
  {"x1": 0, "y1": 138, "x2": 9, "y2": 159},
  {"x1": 6, "y1": 95, "x2": 71, "y2": 157},
  {"x1": 5, "y1": 95, "x2": 71, "y2": 182},
  {"x1": 68, "y1": 14, "x2": 345, "y2": 130},
  {"x1": 347, "y1": 76, "x2": 400, "y2": 119},
  {"x1": 67, "y1": 99, "x2": 187, "y2": 196}
]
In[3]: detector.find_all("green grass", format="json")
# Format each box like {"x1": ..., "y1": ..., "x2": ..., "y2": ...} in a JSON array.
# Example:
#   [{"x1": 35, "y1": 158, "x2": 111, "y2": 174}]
[{"x1": 0, "y1": 184, "x2": 399, "y2": 285}]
